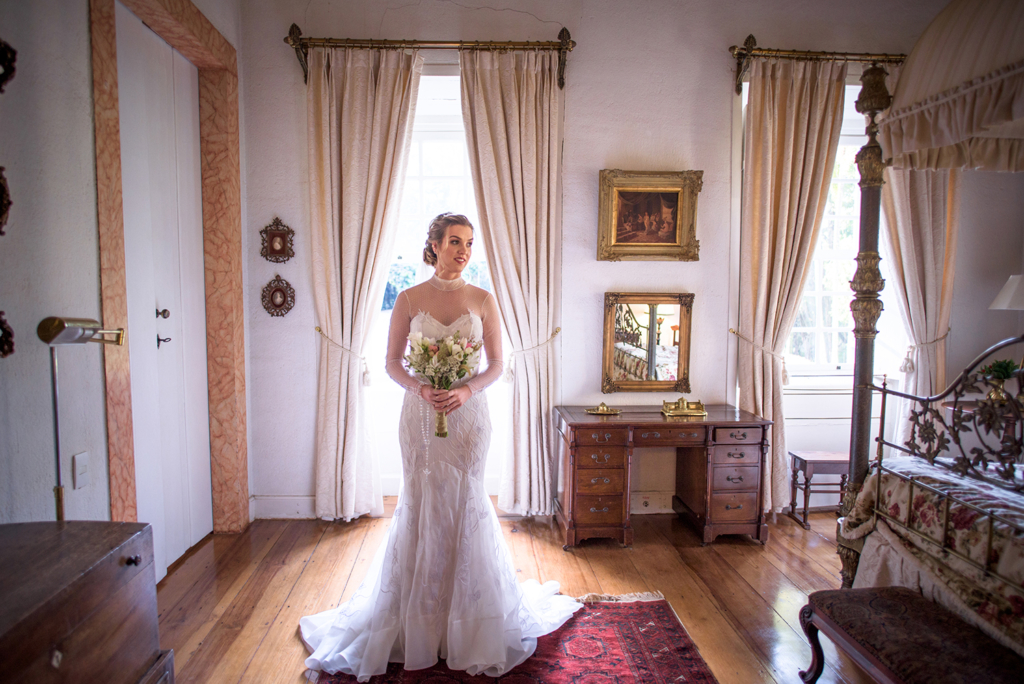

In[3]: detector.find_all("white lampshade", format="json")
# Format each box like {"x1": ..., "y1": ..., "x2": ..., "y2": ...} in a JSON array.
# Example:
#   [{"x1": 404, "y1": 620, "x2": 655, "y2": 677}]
[
  {"x1": 878, "y1": 0, "x2": 1024, "y2": 171},
  {"x1": 990, "y1": 275, "x2": 1024, "y2": 311}
]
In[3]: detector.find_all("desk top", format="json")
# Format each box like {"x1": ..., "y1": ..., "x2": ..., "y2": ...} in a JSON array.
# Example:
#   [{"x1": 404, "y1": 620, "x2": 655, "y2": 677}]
[{"x1": 555, "y1": 404, "x2": 771, "y2": 427}]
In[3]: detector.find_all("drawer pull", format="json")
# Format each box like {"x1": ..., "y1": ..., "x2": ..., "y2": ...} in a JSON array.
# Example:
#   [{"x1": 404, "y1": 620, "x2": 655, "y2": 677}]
[
  {"x1": 125, "y1": 555, "x2": 142, "y2": 566},
  {"x1": 726, "y1": 452, "x2": 744, "y2": 459},
  {"x1": 591, "y1": 453, "x2": 611, "y2": 463},
  {"x1": 641, "y1": 431, "x2": 661, "y2": 439},
  {"x1": 726, "y1": 475, "x2": 744, "y2": 483},
  {"x1": 590, "y1": 507, "x2": 610, "y2": 513},
  {"x1": 725, "y1": 504, "x2": 743, "y2": 510},
  {"x1": 591, "y1": 432, "x2": 613, "y2": 443},
  {"x1": 591, "y1": 477, "x2": 611, "y2": 484},
  {"x1": 730, "y1": 430, "x2": 748, "y2": 441},
  {"x1": 689, "y1": 432, "x2": 700, "y2": 438}
]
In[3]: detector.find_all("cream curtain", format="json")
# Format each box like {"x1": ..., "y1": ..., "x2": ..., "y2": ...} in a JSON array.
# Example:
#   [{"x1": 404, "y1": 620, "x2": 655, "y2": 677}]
[
  {"x1": 460, "y1": 50, "x2": 562, "y2": 516},
  {"x1": 882, "y1": 166, "x2": 961, "y2": 447},
  {"x1": 307, "y1": 47, "x2": 422, "y2": 520},
  {"x1": 738, "y1": 58, "x2": 848, "y2": 512}
]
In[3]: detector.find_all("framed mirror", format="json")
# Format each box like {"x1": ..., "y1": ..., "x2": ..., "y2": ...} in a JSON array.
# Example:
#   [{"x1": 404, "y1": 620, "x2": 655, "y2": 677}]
[{"x1": 602, "y1": 292, "x2": 693, "y2": 393}]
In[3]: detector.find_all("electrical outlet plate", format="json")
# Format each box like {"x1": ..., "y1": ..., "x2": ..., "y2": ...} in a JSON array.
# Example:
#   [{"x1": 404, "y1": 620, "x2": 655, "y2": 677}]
[{"x1": 73, "y1": 452, "x2": 89, "y2": 490}]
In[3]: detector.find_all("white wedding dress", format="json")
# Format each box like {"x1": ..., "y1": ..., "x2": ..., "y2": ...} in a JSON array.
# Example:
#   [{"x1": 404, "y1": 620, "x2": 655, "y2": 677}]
[{"x1": 300, "y1": 276, "x2": 581, "y2": 681}]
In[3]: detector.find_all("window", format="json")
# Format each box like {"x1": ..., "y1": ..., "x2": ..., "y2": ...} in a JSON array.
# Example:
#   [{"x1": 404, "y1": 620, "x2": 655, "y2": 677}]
[
  {"x1": 782, "y1": 85, "x2": 907, "y2": 378},
  {"x1": 365, "y1": 73, "x2": 508, "y2": 497}
]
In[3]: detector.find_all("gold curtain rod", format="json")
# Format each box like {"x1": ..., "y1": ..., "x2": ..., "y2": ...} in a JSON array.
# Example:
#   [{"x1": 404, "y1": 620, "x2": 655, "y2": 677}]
[
  {"x1": 284, "y1": 24, "x2": 576, "y2": 89},
  {"x1": 729, "y1": 34, "x2": 905, "y2": 94}
]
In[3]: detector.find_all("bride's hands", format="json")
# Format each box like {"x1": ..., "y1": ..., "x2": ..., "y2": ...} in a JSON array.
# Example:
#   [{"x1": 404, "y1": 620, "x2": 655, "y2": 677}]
[{"x1": 420, "y1": 385, "x2": 472, "y2": 415}]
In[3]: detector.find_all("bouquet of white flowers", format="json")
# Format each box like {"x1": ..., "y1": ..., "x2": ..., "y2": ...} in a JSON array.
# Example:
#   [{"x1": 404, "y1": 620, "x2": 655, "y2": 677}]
[{"x1": 405, "y1": 331, "x2": 483, "y2": 437}]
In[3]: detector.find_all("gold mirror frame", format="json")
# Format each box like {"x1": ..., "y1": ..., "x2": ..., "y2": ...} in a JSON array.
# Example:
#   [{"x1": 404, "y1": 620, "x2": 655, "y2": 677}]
[{"x1": 602, "y1": 292, "x2": 693, "y2": 393}]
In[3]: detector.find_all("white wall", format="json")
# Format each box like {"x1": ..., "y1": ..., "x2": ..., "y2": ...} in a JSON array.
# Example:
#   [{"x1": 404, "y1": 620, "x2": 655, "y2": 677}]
[
  {"x1": 0, "y1": 0, "x2": 244, "y2": 524},
  {"x1": 240, "y1": 0, "x2": 962, "y2": 516},
  {"x1": 0, "y1": 0, "x2": 109, "y2": 523}
]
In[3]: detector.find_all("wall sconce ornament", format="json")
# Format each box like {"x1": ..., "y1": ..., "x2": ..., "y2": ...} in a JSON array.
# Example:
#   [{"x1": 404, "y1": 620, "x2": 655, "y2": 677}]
[
  {"x1": 0, "y1": 167, "x2": 10, "y2": 236},
  {"x1": 0, "y1": 38, "x2": 16, "y2": 94},
  {"x1": 260, "y1": 217, "x2": 295, "y2": 263},
  {"x1": 0, "y1": 311, "x2": 13, "y2": 358},
  {"x1": 262, "y1": 275, "x2": 295, "y2": 317}
]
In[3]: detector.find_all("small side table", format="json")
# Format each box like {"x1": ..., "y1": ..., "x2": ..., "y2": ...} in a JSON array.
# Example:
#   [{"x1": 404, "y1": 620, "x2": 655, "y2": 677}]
[{"x1": 788, "y1": 451, "x2": 848, "y2": 529}]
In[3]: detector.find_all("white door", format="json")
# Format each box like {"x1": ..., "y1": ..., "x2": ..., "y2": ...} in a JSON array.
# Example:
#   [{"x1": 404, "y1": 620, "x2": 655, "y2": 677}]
[{"x1": 116, "y1": 0, "x2": 213, "y2": 582}]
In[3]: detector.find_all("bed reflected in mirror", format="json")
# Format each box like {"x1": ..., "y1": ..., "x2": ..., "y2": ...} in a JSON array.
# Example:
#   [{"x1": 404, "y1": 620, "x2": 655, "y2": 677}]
[{"x1": 602, "y1": 292, "x2": 693, "y2": 393}]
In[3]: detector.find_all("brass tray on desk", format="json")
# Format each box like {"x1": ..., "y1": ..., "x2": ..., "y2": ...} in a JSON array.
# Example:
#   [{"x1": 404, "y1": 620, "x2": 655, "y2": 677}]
[{"x1": 661, "y1": 398, "x2": 707, "y2": 417}]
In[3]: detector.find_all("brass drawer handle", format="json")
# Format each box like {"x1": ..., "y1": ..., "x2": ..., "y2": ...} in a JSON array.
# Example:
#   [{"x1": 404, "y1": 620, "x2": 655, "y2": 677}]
[
  {"x1": 591, "y1": 477, "x2": 611, "y2": 484},
  {"x1": 591, "y1": 432, "x2": 613, "y2": 443},
  {"x1": 726, "y1": 452, "x2": 745, "y2": 459},
  {"x1": 725, "y1": 504, "x2": 743, "y2": 510},
  {"x1": 726, "y1": 475, "x2": 744, "y2": 483},
  {"x1": 641, "y1": 431, "x2": 661, "y2": 439},
  {"x1": 591, "y1": 453, "x2": 611, "y2": 463},
  {"x1": 125, "y1": 555, "x2": 142, "y2": 566},
  {"x1": 590, "y1": 507, "x2": 609, "y2": 513},
  {"x1": 688, "y1": 432, "x2": 700, "y2": 438},
  {"x1": 730, "y1": 430, "x2": 748, "y2": 441}
]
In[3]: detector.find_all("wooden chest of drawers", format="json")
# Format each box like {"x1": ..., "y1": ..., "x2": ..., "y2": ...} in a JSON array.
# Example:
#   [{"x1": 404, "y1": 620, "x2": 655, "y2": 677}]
[
  {"x1": 555, "y1": 405, "x2": 771, "y2": 547},
  {"x1": 0, "y1": 522, "x2": 174, "y2": 684}
]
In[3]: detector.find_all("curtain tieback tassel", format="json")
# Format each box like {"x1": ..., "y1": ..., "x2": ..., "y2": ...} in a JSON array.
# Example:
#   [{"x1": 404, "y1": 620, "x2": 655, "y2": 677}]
[
  {"x1": 504, "y1": 327, "x2": 561, "y2": 383},
  {"x1": 729, "y1": 328, "x2": 789, "y2": 385},
  {"x1": 900, "y1": 328, "x2": 951, "y2": 375},
  {"x1": 315, "y1": 326, "x2": 371, "y2": 385}
]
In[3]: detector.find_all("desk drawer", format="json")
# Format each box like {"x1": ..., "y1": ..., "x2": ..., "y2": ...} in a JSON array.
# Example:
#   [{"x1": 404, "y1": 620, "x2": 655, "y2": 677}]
[
  {"x1": 578, "y1": 446, "x2": 626, "y2": 469},
  {"x1": 576, "y1": 495, "x2": 623, "y2": 525},
  {"x1": 576, "y1": 469, "x2": 623, "y2": 495},
  {"x1": 713, "y1": 465, "x2": 758, "y2": 491},
  {"x1": 633, "y1": 426, "x2": 704, "y2": 446},
  {"x1": 713, "y1": 444, "x2": 761, "y2": 466},
  {"x1": 710, "y1": 492, "x2": 757, "y2": 522},
  {"x1": 576, "y1": 428, "x2": 628, "y2": 446},
  {"x1": 714, "y1": 426, "x2": 761, "y2": 444}
]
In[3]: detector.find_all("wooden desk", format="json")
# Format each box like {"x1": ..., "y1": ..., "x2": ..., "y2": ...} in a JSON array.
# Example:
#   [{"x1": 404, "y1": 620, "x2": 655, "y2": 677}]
[{"x1": 554, "y1": 405, "x2": 772, "y2": 547}]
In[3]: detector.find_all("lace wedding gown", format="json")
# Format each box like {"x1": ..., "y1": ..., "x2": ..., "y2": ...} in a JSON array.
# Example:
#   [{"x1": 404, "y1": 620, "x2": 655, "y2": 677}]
[{"x1": 300, "y1": 275, "x2": 581, "y2": 681}]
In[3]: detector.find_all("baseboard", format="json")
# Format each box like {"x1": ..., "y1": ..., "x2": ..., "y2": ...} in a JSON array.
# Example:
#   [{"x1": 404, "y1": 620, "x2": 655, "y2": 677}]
[{"x1": 254, "y1": 495, "x2": 316, "y2": 519}]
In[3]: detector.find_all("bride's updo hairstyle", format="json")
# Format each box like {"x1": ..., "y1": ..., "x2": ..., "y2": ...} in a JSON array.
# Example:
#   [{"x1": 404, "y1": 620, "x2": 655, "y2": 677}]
[{"x1": 423, "y1": 212, "x2": 474, "y2": 266}]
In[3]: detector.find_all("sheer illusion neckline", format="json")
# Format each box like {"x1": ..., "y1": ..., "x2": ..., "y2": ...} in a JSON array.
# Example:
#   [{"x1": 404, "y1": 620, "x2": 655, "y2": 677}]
[{"x1": 428, "y1": 274, "x2": 467, "y2": 291}]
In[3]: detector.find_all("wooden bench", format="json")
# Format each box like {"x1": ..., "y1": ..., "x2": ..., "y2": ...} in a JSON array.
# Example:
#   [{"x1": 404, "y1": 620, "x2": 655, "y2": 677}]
[{"x1": 799, "y1": 587, "x2": 1023, "y2": 683}]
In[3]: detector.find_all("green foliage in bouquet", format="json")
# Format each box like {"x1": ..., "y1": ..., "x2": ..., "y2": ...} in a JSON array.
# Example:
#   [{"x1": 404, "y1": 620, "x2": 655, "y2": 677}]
[{"x1": 979, "y1": 358, "x2": 1020, "y2": 380}]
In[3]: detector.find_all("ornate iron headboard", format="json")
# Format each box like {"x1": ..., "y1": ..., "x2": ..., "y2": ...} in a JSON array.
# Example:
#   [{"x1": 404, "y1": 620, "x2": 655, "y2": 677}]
[{"x1": 870, "y1": 334, "x2": 1024, "y2": 492}]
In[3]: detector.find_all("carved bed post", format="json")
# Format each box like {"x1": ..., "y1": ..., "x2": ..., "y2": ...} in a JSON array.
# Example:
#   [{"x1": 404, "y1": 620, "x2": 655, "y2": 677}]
[{"x1": 838, "y1": 65, "x2": 892, "y2": 588}]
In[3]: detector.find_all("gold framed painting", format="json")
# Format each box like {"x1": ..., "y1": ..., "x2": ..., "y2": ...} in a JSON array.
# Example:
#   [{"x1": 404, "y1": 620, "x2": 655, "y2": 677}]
[{"x1": 597, "y1": 169, "x2": 702, "y2": 261}]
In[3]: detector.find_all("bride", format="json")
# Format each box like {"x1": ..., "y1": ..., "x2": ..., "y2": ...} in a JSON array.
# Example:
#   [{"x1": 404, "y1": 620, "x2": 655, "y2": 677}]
[{"x1": 300, "y1": 213, "x2": 581, "y2": 681}]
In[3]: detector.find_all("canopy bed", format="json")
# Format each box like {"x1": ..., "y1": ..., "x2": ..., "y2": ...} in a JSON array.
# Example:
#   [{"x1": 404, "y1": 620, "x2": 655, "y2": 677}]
[{"x1": 735, "y1": 0, "x2": 1024, "y2": 675}]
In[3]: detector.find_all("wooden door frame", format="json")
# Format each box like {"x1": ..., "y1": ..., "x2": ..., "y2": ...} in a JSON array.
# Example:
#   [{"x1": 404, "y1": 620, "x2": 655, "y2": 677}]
[{"x1": 90, "y1": 0, "x2": 248, "y2": 533}]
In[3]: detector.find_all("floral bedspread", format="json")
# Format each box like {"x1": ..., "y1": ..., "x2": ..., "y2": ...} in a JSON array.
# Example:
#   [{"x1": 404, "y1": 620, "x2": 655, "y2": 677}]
[
  {"x1": 613, "y1": 343, "x2": 677, "y2": 382},
  {"x1": 842, "y1": 456, "x2": 1024, "y2": 651}
]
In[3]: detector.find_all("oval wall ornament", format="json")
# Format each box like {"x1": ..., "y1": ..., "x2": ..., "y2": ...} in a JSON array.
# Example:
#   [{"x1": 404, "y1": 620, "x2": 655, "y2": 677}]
[{"x1": 262, "y1": 275, "x2": 295, "y2": 317}]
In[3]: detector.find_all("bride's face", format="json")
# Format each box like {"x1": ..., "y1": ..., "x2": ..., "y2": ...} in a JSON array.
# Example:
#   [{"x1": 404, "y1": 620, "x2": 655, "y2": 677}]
[{"x1": 433, "y1": 223, "x2": 473, "y2": 277}]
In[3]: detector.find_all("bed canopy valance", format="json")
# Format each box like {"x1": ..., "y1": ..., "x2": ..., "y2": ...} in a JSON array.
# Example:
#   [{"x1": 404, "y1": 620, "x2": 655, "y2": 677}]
[{"x1": 877, "y1": 0, "x2": 1024, "y2": 172}]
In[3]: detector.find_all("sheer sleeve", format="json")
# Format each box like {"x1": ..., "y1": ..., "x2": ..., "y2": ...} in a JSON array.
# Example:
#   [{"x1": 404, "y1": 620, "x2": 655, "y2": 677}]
[
  {"x1": 385, "y1": 291, "x2": 424, "y2": 392},
  {"x1": 466, "y1": 292, "x2": 504, "y2": 394}
]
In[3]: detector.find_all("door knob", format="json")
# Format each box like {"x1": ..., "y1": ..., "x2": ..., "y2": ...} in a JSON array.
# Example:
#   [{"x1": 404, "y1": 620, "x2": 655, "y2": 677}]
[
  {"x1": 156, "y1": 309, "x2": 170, "y2": 319},
  {"x1": 157, "y1": 335, "x2": 171, "y2": 348}
]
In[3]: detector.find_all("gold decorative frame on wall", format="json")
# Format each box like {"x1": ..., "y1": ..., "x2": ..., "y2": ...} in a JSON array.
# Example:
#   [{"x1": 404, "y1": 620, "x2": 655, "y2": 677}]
[
  {"x1": 602, "y1": 292, "x2": 694, "y2": 393},
  {"x1": 597, "y1": 169, "x2": 702, "y2": 261}
]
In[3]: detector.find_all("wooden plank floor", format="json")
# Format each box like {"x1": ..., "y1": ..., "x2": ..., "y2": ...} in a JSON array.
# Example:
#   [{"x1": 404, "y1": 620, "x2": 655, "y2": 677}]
[{"x1": 157, "y1": 510, "x2": 872, "y2": 684}]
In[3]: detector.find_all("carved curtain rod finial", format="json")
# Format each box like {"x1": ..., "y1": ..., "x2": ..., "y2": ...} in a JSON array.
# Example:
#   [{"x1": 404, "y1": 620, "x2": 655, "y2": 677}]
[
  {"x1": 731, "y1": 34, "x2": 757, "y2": 95},
  {"x1": 284, "y1": 23, "x2": 309, "y2": 84}
]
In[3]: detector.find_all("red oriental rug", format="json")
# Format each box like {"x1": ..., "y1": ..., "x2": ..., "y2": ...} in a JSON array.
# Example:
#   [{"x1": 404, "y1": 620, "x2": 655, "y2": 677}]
[{"x1": 315, "y1": 594, "x2": 719, "y2": 683}]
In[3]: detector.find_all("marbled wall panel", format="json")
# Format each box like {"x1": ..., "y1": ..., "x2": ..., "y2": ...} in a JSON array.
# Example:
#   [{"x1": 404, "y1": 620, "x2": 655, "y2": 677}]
[
  {"x1": 89, "y1": 0, "x2": 137, "y2": 523},
  {"x1": 199, "y1": 67, "x2": 248, "y2": 534},
  {"x1": 121, "y1": 0, "x2": 236, "y2": 73}
]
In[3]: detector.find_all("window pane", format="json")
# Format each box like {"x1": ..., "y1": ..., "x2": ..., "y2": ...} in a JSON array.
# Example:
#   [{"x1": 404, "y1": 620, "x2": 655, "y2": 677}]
[
  {"x1": 463, "y1": 260, "x2": 492, "y2": 292},
  {"x1": 836, "y1": 217, "x2": 856, "y2": 251},
  {"x1": 407, "y1": 140, "x2": 420, "y2": 176},
  {"x1": 838, "y1": 331, "x2": 849, "y2": 364},
  {"x1": 794, "y1": 296, "x2": 816, "y2": 328},
  {"x1": 422, "y1": 139, "x2": 464, "y2": 176},
  {"x1": 790, "y1": 332, "x2": 815, "y2": 362},
  {"x1": 423, "y1": 179, "x2": 465, "y2": 219},
  {"x1": 804, "y1": 263, "x2": 817, "y2": 293},
  {"x1": 822, "y1": 259, "x2": 855, "y2": 292},
  {"x1": 819, "y1": 218, "x2": 834, "y2": 251},
  {"x1": 822, "y1": 331, "x2": 833, "y2": 364},
  {"x1": 836, "y1": 297, "x2": 853, "y2": 328},
  {"x1": 381, "y1": 263, "x2": 417, "y2": 311},
  {"x1": 821, "y1": 295, "x2": 833, "y2": 328}
]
